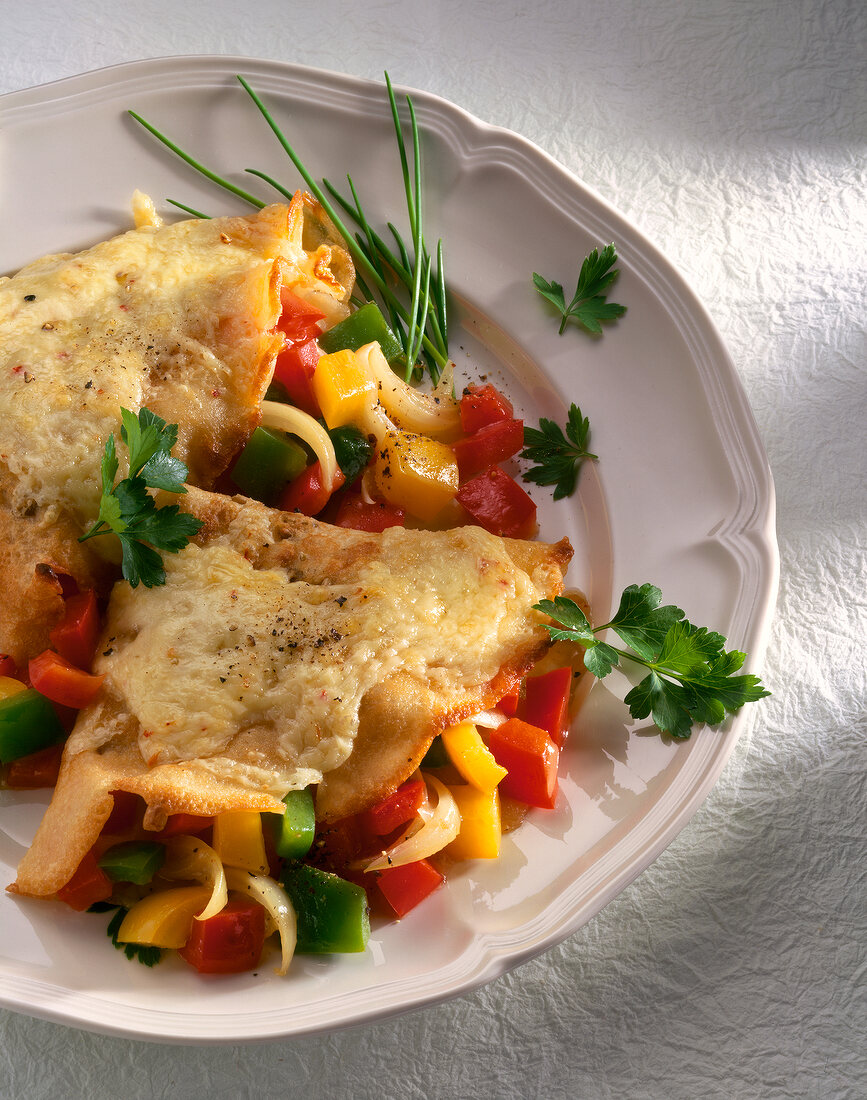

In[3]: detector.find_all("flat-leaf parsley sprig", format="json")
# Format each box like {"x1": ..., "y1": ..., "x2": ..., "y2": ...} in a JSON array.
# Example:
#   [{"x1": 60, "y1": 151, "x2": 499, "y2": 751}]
[
  {"x1": 533, "y1": 244, "x2": 626, "y2": 335},
  {"x1": 535, "y1": 584, "x2": 769, "y2": 739},
  {"x1": 521, "y1": 402, "x2": 597, "y2": 500},
  {"x1": 78, "y1": 408, "x2": 203, "y2": 589}
]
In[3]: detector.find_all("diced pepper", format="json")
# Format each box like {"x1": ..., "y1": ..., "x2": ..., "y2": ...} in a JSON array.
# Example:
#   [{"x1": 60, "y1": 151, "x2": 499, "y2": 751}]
[
  {"x1": 446, "y1": 785, "x2": 501, "y2": 860},
  {"x1": 230, "y1": 426, "x2": 308, "y2": 504},
  {"x1": 329, "y1": 424, "x2": 373, "y2": 484},
  {"x1": 178, "y1": 897, "x2": 266, "y2": 974},
  {"x1": 374, "y1": 428, "x2": 459, "y2": 523},
  {"x1": 488, "y1": 717, "x2": 559, "y2": 809},
  {"x1": 0, "y1": 676, "x2": 27, "y2": 702},
  {"x1": 278, "y1": 289, "x2": 325, "y2": 342},
  {"x1": 364, "y1": 778, "x2": 426, "y2": 837},
  {"x1": 28, "y1": 650, "x2": 104, "y2": 709},
  {"x1": 519, "y1": 667, "x2": 573, "y2": 747},
  {"x1": 212, "y1": 811, "x2": 269, "y2": 875},
  {"x1": 56, "y1": 849, "x2": 113, "y2": 911},
  {"x1": 4, "y1": 743, "x2": 64, "y2": 788},
  {"x1": 281, "y1": 863, "x2": 370, "y2": 953},
  {"x1": 153, "y1": 813, "x2": 213, "y2": 839},
  {"x1": 269, "y1": 788, "x2": 316, "y2": 860},
  {"x1": 453, "y1": 418, "x2": 525, "y2": 480},
  {"x1": 496, "y1": 684, "x2": 520, "y2": 716},
  {"x1": 460, "y1": 383, "x2": 514, "y2": 434},
  {"x1": 318, "y1": 302, "x2": 403, "y2": 363},
  {"x1": 278, "y1": 460, "x2": 346, "y2": 517},
  {"x1": 377, "y1": 858, "x2": 444, "y2": 918},
  {"x1": 421, "y1": 736, "x2": 449, "y2": 769},
  {"x1": 98, "y1": 841, "x2": 166, "y2": 885},
  {"x1": 312, "y1": 348, "x2": 376, "y2": 429},
  {"x1": 455, "y1": 465, "x2": 537, "y2": 539},
  {"x1": 116, "y1": 885, "x2": 213, "y2": 948},
  {"x1": 0, "y1": 656, "x2": 18, "y2": 679},
  {"x1": 0, "y1": 687, "x2": 66, "y2": 764},
  {"x1": 335, "y1": 495, "x2": 405, "y2": 532},
  {"x1": 49, "y1": 589, "x2": 100, "y2": 670},
  {"x1": 103, "y1": 790, "x2": 145, "y2": 834},
  {"x1": 272, "y1": 336, "x2": 322, "y2": 418},
  {"x1": 441, "y1": 722, "x2": 508, "y2": 792}
]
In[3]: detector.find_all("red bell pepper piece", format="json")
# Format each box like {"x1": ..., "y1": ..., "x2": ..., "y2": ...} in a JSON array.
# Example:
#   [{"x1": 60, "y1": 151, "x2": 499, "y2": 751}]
[
  {"x1": 488, "y1": 717, "x2": 559, "y2": 809},
  {"x1": 272, "y1": 336, "x2": 323, "y2": 418},
  {"x1": 377, "y1": 858, "x2": 444, "y2": 918},
  {"x1": 0, "y1": 655, "x2": 17, "y2": 679},
  {"x1": 496, "y1": 683, "x2": 520, "y2": 716},
  {"x1": 56, "y1": 849, "x2": 114, "y2": 911},
  {"x1": 456, "y1": 466, "x2": 537, "y2": 539},
  {"x1": 28, "y1": 650, "x2": 105, "y2": 709},
  {"x1": 49, "y1": 589, "x2": 101, "y2": 670},
  {"x1": 278, "y1": 461, "x2": 345, "y2": 517},
  {"x1": 278, "y1": 289, "x2": 325, "y2": 341},
  {"x1": 153, "y1": 813, "x2": 214, "y2": 840},
  {"x1": 518, "y1": 667, "x2": 573, "y2": 747},
  {"x1": 364, "y1": 778, "x2": 426, "y2": 837},
  {"x1": 334, "y1": 495, "x2": 406, "y2": 532},
  {"x1": 4, "y1": 743, "x2": 64, "y2": 789},
  {"x1": 103, "y1": 790, "x2": 146, "y2": 834},
  {"x1": 460, "y1": 383, "x2": 514, "y2": 434},
  {"x1": 179, "y1": 897, "x2": 266, "y2": 974},
  {"x1": 453, "y1": 418, "x2": 525, "y2": 480}
]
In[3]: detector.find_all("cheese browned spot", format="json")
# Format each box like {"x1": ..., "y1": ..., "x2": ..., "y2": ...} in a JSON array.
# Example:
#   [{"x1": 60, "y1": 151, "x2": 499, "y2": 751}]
[
  {"x1": 0, "y1": 196, "x2": 353, "y2": 664},
  {"x1": 13, "y1": 487, "x2": 572, "y2": 898}
]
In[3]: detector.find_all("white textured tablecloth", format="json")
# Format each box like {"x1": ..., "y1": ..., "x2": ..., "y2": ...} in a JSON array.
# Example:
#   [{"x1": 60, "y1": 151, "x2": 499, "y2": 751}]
[{"x1": 0, "y1": 2, "x2": 864, "y2": 1097}]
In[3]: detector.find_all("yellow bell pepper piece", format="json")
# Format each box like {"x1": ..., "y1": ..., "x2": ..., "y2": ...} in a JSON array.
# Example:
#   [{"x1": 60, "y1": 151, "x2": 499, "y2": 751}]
[
  {"x1": 0, "y1": 677, "x2": 27, "y2": 701},
  {"x1": 212, "y1": 811, "x2": 269, "y2": 875},
  {"x1": 373, "y1": 428, "x2": 459, "y2": 522},
  {"x1": 446, "y1": 785, "x2": 501, "y2": 860},
  {"x1": 442, "y1": 722, "x2": 507, "y2": 793},
  {"x1": 312, "y1": 349, "x2": 376, "y2": 429},
  {"x1": 116, "y1": 885, "x2": 213, "y2": 948}
]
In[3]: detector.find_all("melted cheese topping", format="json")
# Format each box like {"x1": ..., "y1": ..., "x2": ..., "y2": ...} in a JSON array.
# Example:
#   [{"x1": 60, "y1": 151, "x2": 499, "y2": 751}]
[{"x1": 95, "y1": 526, "x2": 541, "y2": 794}]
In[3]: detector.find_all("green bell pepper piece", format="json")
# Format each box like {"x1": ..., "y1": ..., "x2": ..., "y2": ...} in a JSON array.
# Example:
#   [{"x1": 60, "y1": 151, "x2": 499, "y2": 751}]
[
  {"x1": 0, "y1": 689, "x2": 65, "y2": 764},
  {"x1": 319, "y1": 302, "x2": 403, "y2": 363},
  {"x1": 329, "y1": 425, "x2": 372, "y2": 484},
  {"x1": 421, "y1": 735, "x2": 449, "y2": 768},
  {"x1": 269, "y1": 788, "x2": 316, "y2": 860},
  {"x1": 281, "y1": 863, "x2": 369, "y2": 953},
  {"x1": 98, "y1": 841, "x2": 166, "y2": 885},
  {"x1": 230, "y1": 426, "x2": 307, "y2": 503}
]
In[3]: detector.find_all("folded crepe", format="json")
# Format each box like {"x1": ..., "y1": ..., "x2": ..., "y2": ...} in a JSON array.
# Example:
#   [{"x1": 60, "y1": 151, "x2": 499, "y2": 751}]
[
  {"x1": 13, "y1": 486, "x2": 572, "y2": 898},
  {"x1": 0, "y1": 195, "x2": 352, "y2": 665}
]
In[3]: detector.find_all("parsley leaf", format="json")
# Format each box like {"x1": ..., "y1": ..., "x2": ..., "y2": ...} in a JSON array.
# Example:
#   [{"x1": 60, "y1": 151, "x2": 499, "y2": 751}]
[
  {"x1": 533, "y1": 244, "x2": 626, "y2": 335},
  {"x1": 534, "y1": 588, "x2": 770, "y2": 739},
  {"x1": 521, "y1": 403, "x2": 597, "y2": 500},
  {"x1": 78, "y1": 407, "x2": 203, "y2": 588}
]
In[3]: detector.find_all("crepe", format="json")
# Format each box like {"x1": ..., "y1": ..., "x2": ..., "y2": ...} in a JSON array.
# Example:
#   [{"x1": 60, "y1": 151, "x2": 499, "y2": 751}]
[
  {"x1": 13, "y1": 486, "x2": 572, "y2": 899},
  {"x1": 0, "y1": 195, "x2": 352, "y2": 665}
]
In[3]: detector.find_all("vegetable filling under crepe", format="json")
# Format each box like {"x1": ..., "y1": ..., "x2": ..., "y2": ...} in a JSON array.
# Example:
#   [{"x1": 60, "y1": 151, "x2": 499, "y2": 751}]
[
  {"x1": 13, "y1": 486, "x2": 571, "y2": 899},
  {"x1": 0, "y1": 195, "x2": 352, "y2": 666}
]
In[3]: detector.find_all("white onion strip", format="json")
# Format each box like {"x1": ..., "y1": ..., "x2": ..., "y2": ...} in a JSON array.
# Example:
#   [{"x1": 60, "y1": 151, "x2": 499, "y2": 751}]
[
  {"x1": 260, "y1": 399, "x2": 338, "y2": 488},
  {"x1": 355, "y1": 343, "x2": 460, "y2": 441},
  {"x1": 161, "y1": 835, "x2": 228, "y2": 921},
  {"x1": 360, "y1": 775, "x2": 460, "y2": 872},
  {"x1": 225, "y1": 867, "x2": 297, "y2": 977}
]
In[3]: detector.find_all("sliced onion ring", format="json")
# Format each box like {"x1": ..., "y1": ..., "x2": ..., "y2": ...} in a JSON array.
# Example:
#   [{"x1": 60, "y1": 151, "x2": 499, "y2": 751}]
[
  {"x1": 356, "y1": 343, "x2": 460, "y2": 441},
  {"x1": 359, "y1": 774, "x2": 460, "y2": 872},
  {"x1": 225, "y1": 867, "x2": 297, "y2": 976},
  {"x1": 260, "y1": 400, "x2": 338, "y2": 488},
  {"x1": 161, "y1": 835, "x2": 228, "y2": 921}
]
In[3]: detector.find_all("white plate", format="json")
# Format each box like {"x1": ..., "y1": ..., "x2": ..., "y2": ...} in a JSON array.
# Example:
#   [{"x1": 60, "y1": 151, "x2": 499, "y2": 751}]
[{"x1": 0, "y1": 56, "x2": 778, "y2": 1043}]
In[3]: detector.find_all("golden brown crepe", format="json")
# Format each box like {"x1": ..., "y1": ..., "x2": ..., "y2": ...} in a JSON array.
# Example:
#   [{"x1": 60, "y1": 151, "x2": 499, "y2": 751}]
[
  {"x1": 13, "y1": 486, "x2": 572, "y2": 899},
  {"x1": 0, "y1": 195, "x2": 352, "y2": 665}
]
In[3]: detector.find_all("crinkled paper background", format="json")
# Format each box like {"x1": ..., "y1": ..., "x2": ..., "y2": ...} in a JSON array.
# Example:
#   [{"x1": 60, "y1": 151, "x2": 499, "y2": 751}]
[{"x1": 0, "y1": 1, "x2": 863, "y2": 1097}]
